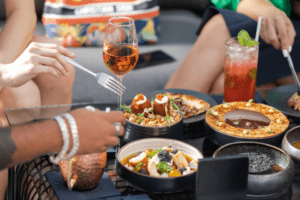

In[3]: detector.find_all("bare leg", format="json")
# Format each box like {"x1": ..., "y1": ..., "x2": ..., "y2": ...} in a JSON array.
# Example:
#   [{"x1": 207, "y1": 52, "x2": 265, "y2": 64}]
[
  {"x1": 0, "y1": 35, "x2": 75, "y2": 199},
  {"x1": 210, "y1": 71, "x2": 225, "y2": 94},
  {"x1": 165, "y1": 14, "x2": 231, "y2": 93},
  {"x1": 31, "y1": 36, "x2": 75, "y2": 116},
  {"x1": 0, "y1": 80, "x2": 41, "y2": 200}
]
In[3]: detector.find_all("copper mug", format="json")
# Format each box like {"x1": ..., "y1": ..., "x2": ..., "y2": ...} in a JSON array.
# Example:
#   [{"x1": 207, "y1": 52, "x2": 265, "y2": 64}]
[{"x1": 58, "y1": 152, "x2": 107, "y2": 190}]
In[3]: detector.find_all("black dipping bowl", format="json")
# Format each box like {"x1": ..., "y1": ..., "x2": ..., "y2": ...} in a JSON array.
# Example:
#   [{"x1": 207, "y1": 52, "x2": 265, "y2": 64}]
[
  {"x1": 282, "y1": 125, "x2": 300, "y2": 164},
  {"x1": 120, "y1": 116, "x2": 184, "y2": 147},
  {"x1": 213, "y1": 142, "x2": 295, "y2": 199},
  {"x1": 205, "y1": 109, "x2": 287, "y2": 146},
  {"x1": 116, "y1": 138, "x2": 204, "y2": 193}
]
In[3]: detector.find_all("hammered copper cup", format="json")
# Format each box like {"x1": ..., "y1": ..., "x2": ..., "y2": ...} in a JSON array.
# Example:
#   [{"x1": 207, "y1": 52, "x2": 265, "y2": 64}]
[{"x1": 58, "y1": 152, "x2": 107, "y2": 190}]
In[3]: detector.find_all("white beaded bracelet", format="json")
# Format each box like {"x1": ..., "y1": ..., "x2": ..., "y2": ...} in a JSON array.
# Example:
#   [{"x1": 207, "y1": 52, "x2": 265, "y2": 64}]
[
  {"x1": 49, "y1": 115, "x2": 70, "y2": 165},
  {"x1": 62, "y1": 113, "x2": 79, "y2": 160}
]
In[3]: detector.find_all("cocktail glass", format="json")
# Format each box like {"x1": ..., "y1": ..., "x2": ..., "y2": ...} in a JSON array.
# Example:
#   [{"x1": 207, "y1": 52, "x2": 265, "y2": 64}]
[{"x1": 224, "y1": 37, "x2": 259, "y2": 102}]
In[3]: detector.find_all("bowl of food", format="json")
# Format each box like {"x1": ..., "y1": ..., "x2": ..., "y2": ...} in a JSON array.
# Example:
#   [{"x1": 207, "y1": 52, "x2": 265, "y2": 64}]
[
  {"x1": 205, "y1": 101, "x2": 289, "y2": 146},
  {"x1": 121, "y1": 93, "x2": 184, "y2": 146},
  {"x1": 213, "y1": 142, "x2": 295, "y2": 199},
  {"x1": 282, "y1": 125, "x2": 300, "y2": 163},
  {"x1": 116, "y1": 138, "x2": 204, "y2": 192}
]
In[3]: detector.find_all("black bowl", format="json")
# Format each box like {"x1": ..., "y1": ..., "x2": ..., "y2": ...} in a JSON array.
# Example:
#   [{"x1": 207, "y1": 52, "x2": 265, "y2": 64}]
[
  {"x1": 213, "y1": 142, "x2": 295, "y2": 199},
  {"x1": 120, "y1": 116, "x2": 184, "y2": 147},
  {"x1": 205, "y1": 109, "x2": 287, "y2": 146},
  {"x1": 116, "y1": 138, "x2": 204, "y2": 193}
]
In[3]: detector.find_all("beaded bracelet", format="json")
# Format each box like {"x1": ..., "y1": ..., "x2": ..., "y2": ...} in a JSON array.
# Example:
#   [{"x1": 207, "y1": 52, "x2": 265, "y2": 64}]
[
  {"x1": 62, "y1": 113, "x2": 79, "y2": 160},
  {"x1": 49, "y1": 115, "x2": 70, "y2": 165}
]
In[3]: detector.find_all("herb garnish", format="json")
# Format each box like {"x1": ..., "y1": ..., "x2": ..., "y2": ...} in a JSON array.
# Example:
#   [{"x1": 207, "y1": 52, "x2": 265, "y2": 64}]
[
  {"x1": 148, "y1": 149, "x2": 162, "y2": 158},
  {"x1": 170, "y1": 98, "x2": 182, "y2": 114},
  {"x1": 120, "y1": 103, "x2": 132, "y2": 112},
  {"x1": 156, "y1": 161, "x2": 173, "y2": 174},
  {"x1": 164, "y1": 104, "x2": 172, "y2": 126},
  {"x1": 134, "y1": 162, "x2": 143, "y2": 172},
  {"x1": 237, "y1": 30, "x2": 259, "y2": 47}
]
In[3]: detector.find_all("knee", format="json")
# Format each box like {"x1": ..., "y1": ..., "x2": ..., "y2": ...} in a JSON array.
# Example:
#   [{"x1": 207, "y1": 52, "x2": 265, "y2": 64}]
[
  {"x1": 0, "y1": 81, "x2": 41, "y2": 109},
  {"x1": 203, "y1": 14, "x2": 229, "y2": 36}
]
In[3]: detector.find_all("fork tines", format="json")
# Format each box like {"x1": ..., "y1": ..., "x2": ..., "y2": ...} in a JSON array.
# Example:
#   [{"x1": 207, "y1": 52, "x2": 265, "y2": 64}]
[
  {"x1": 97, "y1": 73, "x2": 126, "y2": 95},
  {"x1": 105, "y1": 78, "x2": 125, "y2": 95}
]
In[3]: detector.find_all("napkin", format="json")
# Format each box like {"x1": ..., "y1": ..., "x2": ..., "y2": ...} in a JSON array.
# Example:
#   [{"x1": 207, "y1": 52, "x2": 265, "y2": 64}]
[{"x1": 46, "y1": 172, "x2": 120, "y2": 200}]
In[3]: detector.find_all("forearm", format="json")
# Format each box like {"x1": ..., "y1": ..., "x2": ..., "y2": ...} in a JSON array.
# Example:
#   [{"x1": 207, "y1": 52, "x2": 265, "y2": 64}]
[
  {"x1": 0, "y1": 10, "x2": 36, "y2": 64},
  {"x1": 236, "y1": 0, "x2": 286, "y2": 21},
  {"x1": 0, "y1": 119, "x2": 63, "y2": 170}
]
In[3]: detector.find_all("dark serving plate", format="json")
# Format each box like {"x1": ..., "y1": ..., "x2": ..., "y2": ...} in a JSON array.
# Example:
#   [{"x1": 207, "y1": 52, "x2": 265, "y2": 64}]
[
  {"x1": 146, "y1": 89, "x2": 218, "y2": 124},
  {"x1": 116, "y1": 138, "x2": 204, "y2": 193},
  {"x1": 204, "y1": 109, "x2": 287, "y2": 147},
  {"x1": 213, "y1": 142, "x2": 295, "y2": 199},
  {"x1": 266, "y1": 84, "x2": 300, "y2": 118}
]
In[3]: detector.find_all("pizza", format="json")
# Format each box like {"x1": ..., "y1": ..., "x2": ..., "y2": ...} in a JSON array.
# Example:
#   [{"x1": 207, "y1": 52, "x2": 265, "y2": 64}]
[
  {"x1": 205, "y1": 101, "x2": 289, "y2": 138},
  {"x1": 164, "y1": 92, "x2": 210, "y2": 118}
]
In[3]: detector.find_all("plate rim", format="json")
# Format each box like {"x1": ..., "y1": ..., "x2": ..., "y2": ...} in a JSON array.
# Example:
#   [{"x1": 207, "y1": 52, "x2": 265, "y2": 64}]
[{"x1": 265, "y1": 84, "x2": 300, "y2": 118}]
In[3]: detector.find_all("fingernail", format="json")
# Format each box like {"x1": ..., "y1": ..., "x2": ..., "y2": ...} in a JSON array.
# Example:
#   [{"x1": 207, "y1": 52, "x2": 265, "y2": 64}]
[
  {"x1": 71, "y1": 52, "x2": 76, "y2": 57},
  {"x1": 283, "y1": 49, "x2": 288, "y2": 58},
  {"x1": 289, "y1": 45, "x2": 292, "y2": 53}
]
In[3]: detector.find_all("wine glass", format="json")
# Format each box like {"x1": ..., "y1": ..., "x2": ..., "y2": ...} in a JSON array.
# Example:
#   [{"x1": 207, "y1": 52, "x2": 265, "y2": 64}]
[{"x1": 103, "y1": 16, "x2": 139, "y2": 108}]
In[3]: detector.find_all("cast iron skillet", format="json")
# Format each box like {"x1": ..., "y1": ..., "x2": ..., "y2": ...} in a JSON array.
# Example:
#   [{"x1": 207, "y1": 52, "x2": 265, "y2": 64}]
[{"x1": 204, "y1": 109, "x2": 288, "y2": 146}]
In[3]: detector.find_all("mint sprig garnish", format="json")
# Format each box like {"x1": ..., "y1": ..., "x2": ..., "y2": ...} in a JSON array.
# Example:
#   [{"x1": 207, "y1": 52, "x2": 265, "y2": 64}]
[{"x1": 237, "y1": 30, "x2": 259, "y2": 47}]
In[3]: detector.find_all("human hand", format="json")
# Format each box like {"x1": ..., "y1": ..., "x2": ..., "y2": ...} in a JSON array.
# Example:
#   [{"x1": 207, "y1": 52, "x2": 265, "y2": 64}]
[
  {"x1": 69, "y1": 108, "x2": 126, "y2": 155},
  {"x1": 260, "y1": 13, "x2": 296, "y2": 54},
  {"x1": 1, "y1": 42, "x2": 76, "y2": 87}
]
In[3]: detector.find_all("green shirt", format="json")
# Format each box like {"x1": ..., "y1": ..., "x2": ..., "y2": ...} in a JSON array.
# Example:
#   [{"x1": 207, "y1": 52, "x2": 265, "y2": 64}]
[{"x1": 211, "y1": 0, "x2": 292, "y2": 16}]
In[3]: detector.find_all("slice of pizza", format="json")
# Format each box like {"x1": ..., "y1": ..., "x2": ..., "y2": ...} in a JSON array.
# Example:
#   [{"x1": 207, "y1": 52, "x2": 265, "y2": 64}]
[{"x1": 165, "y1": 92, "x2": 210, "y2": 118}]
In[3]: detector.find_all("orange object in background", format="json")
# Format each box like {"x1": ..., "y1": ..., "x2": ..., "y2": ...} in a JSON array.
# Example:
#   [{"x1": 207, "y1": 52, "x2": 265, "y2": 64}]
[{"x1": 223, "y1": 37, "x2": 259, "y2": 103}]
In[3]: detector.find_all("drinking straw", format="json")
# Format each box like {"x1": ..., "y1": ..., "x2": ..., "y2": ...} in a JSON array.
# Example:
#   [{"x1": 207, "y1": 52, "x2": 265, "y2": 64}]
[{"x1": 255, "y1": 16, "x2": 262, "y2": 41}]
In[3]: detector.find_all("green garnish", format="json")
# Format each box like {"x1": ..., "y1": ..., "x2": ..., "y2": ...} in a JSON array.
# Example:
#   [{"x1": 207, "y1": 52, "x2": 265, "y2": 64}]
[
  {"x1": 120, "y1": 103, "x2": 132, "y2": 112},
  {"x1": 156, "y1": 161, "x2": 173, "y2": 174},
  {"x1": 170, "y1": 98, "x2": 181, "y2": 114},
  {"x1": 148, "y1": 149, "x2": 162, "y2": 158},
  {"x1": 248, "y1": 68, "x2": 257, "y2": 80},
  {"x1": 134, "y1": 162, "x2": 143, "y2": 172},
  {"x1": 164, "y1": 104, "x2": 172, "y2": 127},
  {"x1": 237, "y1": 30, "x2": 259, "y2": 47},
  {"x1": 137, "y1": 113, "x2": 144, "y2": 124},
  {"x1": 209, "y1": 109, "x2": 214, "y2": 115}
]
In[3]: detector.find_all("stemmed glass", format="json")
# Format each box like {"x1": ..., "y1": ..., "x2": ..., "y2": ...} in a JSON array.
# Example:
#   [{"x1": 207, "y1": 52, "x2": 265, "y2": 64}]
[{"x1": 103, "y1": 16, "x2": 139, "y2": 108}]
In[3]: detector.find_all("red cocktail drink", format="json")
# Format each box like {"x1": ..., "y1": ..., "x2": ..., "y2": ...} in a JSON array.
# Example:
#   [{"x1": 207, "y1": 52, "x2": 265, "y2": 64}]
[{"x1": 224, "y1": 37, "x2": 259, "y2": 102}]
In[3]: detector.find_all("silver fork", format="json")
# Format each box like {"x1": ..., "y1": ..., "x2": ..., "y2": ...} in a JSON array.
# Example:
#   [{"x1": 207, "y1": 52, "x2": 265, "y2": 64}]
[
  {"x1": 64, "y1": 56, "x2": 125, "y2": 95},
  {"x1": 283, "y1": 50, "x2": 300, "y2": 95}
]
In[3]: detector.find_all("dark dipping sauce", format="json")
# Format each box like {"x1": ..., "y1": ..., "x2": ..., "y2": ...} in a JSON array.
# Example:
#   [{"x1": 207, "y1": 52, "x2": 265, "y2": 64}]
[
  {"x1": 240, "y1": 152, "x2": 284, "y2": 174},
  {"x1": 226, "y1": 119, "x2": 270, "y2": 129}
]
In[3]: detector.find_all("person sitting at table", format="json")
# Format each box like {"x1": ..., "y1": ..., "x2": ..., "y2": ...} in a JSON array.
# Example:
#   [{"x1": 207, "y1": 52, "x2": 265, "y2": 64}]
[
  {"x1": 165, "y1": 0, "x2": 300, "y2": 94},
  {"x1": 0, "y1": 0, "x2": 76, "y2": 198},
  {"x1": 0, "y1": 106, "x2": 126, "y2": 194}
]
